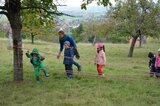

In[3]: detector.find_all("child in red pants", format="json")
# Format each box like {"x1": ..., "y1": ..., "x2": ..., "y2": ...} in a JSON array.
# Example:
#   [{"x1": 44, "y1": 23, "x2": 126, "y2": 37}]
[{"x1": 95, "y1": 43, "x2": 106, "y2": 76}]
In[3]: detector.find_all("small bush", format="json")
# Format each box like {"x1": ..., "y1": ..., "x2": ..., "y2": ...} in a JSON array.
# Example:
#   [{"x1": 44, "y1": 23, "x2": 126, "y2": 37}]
[{"x1": 106, "y1": 34, "x2": 128, "y2": 43}]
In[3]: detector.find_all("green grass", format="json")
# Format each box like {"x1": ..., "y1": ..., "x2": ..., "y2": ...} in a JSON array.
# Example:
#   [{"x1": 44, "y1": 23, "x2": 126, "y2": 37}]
[
  {"x1": 0, "y1": 31, "x2": 5, "y2": 38},
  {"x1": 0, "y1": 38, "x2": 160, "y2": 106}
]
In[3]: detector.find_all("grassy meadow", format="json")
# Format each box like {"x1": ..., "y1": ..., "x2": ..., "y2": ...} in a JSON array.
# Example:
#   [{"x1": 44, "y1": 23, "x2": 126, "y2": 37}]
[{"x1": 0, "y1": 38, "x2": 160, "y2": 106}]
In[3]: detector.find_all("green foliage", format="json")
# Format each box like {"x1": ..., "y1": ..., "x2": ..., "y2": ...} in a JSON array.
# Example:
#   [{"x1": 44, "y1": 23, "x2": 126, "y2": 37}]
[
  {"x1": 81, "y1": 0, "x2": 112, "y2": 9},
  {"x1": 81, "y1": 0, "x2": 160, "y2": 44},
  {"x1": 21, "y1": 0, "x2": 58, "y2": 16},
  {"x1": 106, "y1": 34, "x2": 128, "y2": 43},
  {"x1": 71, "y1": 24, "x2": 84, "y2": 42},
  {"x1": 80, "y1": 17, "x2": 129, "y2": 43},
  {"x1": 111, "y1": 0, "x2": 160, "y2": 38},
  {"x1": 81, "y1": 3, "x2": 87, "y2": 10},
  {"x1": 76, "y1": 24, "x2": 84, "y2": 34},
  {"x1": 21, "y1": 0, "x2": 59, "y2": 42},
  {"x1": 21, "y1": 0, "x2": 57, "y2": 26},
  {"x1": 87, "y1": 35, "x2": 96, "y2": 43},
  {"x1": 1, "y1": 39, "x2": 160, "y2": 105}
]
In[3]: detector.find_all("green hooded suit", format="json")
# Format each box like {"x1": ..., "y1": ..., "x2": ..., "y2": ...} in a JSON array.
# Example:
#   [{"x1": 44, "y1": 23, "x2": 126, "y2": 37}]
[{"x1": 26, "y1": 48, "x2": 49, "y2": 81}]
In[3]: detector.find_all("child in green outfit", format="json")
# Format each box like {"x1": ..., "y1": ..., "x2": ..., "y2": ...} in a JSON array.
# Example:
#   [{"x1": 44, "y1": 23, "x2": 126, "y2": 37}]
[{"x1": 26, "y1": 48, "x2": 49, "y2": 81}]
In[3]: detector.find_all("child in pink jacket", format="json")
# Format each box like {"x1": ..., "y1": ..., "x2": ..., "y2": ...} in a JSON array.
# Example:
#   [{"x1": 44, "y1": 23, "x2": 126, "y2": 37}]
[
  {"x1": 95, "y1": 43, "x2": 106, "y2": 76},
  {"x1": 155, "y1": 48, "x2": 160, "y2": 78}
]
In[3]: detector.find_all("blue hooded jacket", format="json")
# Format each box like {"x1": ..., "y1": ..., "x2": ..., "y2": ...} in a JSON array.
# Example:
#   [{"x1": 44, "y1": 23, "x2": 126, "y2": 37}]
[
  {"x1": 59, "y1": 34, "x2": 76, "y2": 52},
  {"x1": 63, "y1": 48, "x2": 74, "y2": 65}
]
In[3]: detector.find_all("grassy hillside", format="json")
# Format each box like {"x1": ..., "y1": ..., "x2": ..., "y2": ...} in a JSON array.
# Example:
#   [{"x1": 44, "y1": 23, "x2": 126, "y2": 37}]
[{"x1": 0, "y1": 38, "x2": 160, "y2": 106}]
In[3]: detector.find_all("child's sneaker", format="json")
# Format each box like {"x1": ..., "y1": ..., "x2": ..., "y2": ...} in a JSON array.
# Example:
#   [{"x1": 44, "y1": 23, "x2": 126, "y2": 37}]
[
  {"x1": 78, "y1": 66, "x2": 81, "y2": 72},
  {"x1": 67, "y1": 74, "x2": 73, "y2": 78},
  {"x1": 99, "y1": 74, "x2": 105, "y2": 77},
  {"x1": 36, "y1": 76, "x2": 42, "y2": 82},
  {"x1": 45, "y1": 73, "x2": 49, "y2": 77},
  {"x1": 36, "y1": 80, "x2": 41, "y2": 83}
]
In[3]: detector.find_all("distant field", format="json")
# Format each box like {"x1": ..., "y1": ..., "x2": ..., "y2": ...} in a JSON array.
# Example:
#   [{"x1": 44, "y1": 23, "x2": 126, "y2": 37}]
[{"x1": 0, "y1": 38, "x2": 160, "y2": 106}]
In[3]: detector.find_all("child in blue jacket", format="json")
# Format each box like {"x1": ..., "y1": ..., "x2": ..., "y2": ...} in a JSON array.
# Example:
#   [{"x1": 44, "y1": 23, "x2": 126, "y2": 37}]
[
  {"x1": 63, "y1": 41, "x2": 74, "y2": 78},
  {"x1": 148, "y1": 52, "x2": 156, "y2": 77}
]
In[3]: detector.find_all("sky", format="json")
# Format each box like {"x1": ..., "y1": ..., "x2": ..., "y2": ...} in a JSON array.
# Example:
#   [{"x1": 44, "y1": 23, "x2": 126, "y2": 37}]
[
  {"x1": 57, "y1": 0, "x2": 116, "y2": 12},
  {"x1": 57, "y1": 0, "x2": 115, "y2": 7},
  {"x1": 0, "y1": 0, "x2": 115, "y2": 7}
]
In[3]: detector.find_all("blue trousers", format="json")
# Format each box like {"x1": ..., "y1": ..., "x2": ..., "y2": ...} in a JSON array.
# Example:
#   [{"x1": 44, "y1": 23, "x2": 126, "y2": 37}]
[
  {"x1": 73, "y1": 60, "x2": 80, "y2": 68},
  {"x1": 73, "y1": 48, "x2": 81, "y2": 68},
  {"x1": 65, "y1": 64, "x2": 73, "y2": 78}
]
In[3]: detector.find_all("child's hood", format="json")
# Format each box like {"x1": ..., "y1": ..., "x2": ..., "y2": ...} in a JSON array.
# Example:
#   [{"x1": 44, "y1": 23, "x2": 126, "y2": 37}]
[
  {"x1": 148, "y1": 52, "x2": 154, "y2": 58},
  {"x1": 31, "y1": 48, "x2": 39, "y2": 55}
]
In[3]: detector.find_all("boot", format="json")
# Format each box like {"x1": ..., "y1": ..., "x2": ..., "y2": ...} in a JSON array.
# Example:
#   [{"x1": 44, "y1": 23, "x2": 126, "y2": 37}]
[
  {"x1": 45, "y1": 73, "x2": 49, "y2": 77},
  {"x1": 78, "y1": 66, "x2": 81, "y2": 72},
  {"x1": 36, "y1": 76, "x2": 40, "y2": 81},
  {"x1": 43, "y1": 70, "x2": 49, "y2": 77}
]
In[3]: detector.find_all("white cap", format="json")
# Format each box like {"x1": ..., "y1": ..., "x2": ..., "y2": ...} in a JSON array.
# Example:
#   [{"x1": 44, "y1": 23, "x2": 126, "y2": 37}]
[
  {"x1": 158, "y1": 48, "x2": 160, "y2": 52},
  {"x1": 58, "y1": 28, "x2": 64, "y2": 33}
]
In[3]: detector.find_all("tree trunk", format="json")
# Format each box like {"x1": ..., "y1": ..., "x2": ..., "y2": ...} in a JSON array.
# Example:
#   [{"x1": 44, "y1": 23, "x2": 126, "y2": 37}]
[
  {"x1": 139, "y1": 34, "x2": 142, "y2": 47},
  {"x1": 92, "y1": 36, "x2": 96, "y2": 46},
  {"x1": 31, "y1": 33, "x2": 34, "y2": 44},
  {"x1": 7, "y1": 0, "x2": 23, "y2": 81},
  {"x1": 128, "y1": 36, "x2": 138, "y2": 57},
  {"x1": 142, "y1": 35, "x2": 147, "y2": 44}
]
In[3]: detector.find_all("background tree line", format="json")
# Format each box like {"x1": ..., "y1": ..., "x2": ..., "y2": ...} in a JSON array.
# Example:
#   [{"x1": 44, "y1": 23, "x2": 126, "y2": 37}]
[
  {"x1": 71, "y1": 0, "x2": 160, "y2": 57},
  {"x1": 71, "y1": 0, "x2": 160, "y2": 45}
]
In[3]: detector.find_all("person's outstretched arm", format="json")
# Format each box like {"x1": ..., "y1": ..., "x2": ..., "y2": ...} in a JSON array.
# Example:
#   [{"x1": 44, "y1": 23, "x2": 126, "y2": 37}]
[
  {"x1": 39, "y1": 54, "x2": 45, "y2": 61},
  {"x1": 102, "y1": 52, "x2": 106, "y2": 66},
  {"x1": 57, "y1": 40, "x2": 64, "y2": 59},
  {"x1": 26, "y1": 51, "x2": 31, "y2": 58}
]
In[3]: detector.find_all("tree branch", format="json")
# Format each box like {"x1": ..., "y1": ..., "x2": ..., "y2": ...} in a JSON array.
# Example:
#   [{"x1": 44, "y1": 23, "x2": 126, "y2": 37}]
[
  {"x1": 56, "y1": 5, "x2": 67, "y2": 6},
  {"x1": 0, "y1": 11, "x2": 7, "y2": 16},
  {"x1": 47, "y1": 11, "x2": 74, "y2": 17},
  {"x1": 54, "y1": 0, "x2": 67, "y2": 6},
  {"x1": 21, "y1": 6, "x2": 40, "y2": 10},
  {"x1": 21, "y1": 6, "x2": 74, "y2": 17},
  {"x1": 0, "y1": 6, "x2": 5, "y2": 10}
]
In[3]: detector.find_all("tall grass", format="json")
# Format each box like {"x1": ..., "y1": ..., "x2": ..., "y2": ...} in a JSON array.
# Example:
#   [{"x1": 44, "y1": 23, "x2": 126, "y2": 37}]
[{"x1": 0, "y1": 38, "x2": 160, "y2": 106}]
